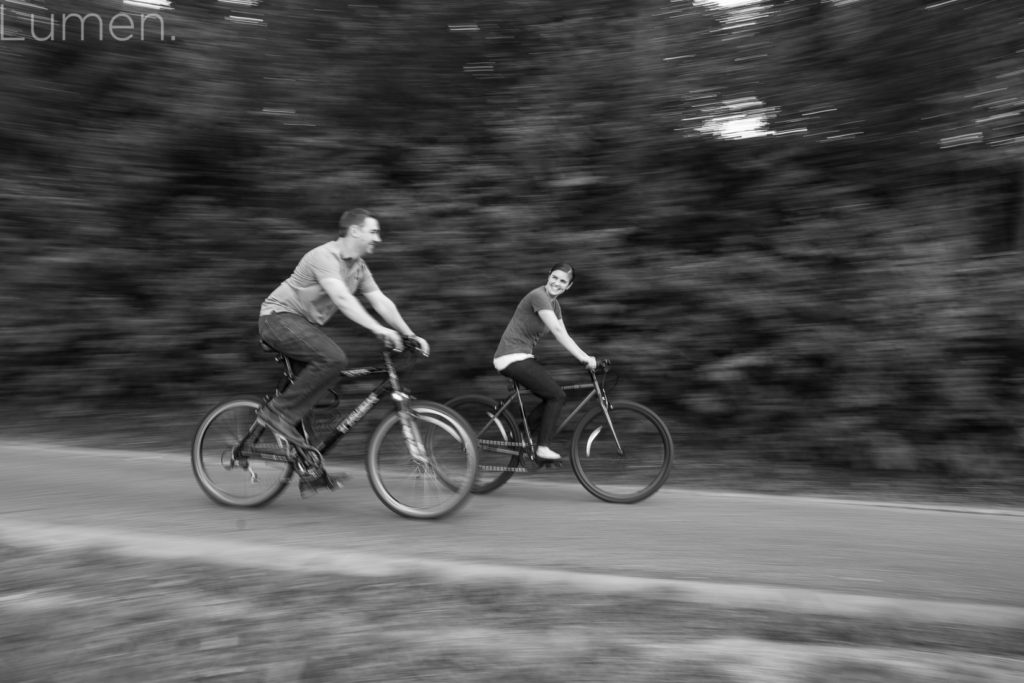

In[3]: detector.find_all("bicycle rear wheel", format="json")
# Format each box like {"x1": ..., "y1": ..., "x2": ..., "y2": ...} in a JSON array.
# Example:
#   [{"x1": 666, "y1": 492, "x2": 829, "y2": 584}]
[
  {"x1": 191, "y1": 397, "x2": 294, "y2": 507},
  {"x1": 366, "y1": 400, "x2": 478, "y2": 519},
  {"x1": 570, "y1": 401, "x2": 673, "y2": 504},
  {"x1": 445, "y1": 395, "x2": 521, "y2": 494}
]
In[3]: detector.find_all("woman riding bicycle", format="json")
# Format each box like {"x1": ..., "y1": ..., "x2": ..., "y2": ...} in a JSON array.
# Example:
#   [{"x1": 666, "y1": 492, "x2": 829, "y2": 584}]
[{"x1": 492, "y1": 263, "x2": 597, "y2": 462}]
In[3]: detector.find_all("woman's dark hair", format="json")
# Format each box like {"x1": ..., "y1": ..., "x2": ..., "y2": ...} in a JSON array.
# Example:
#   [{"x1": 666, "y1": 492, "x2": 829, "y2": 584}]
[{"x1": 549, "y1": 262, "x2": 575, "y2": 282}]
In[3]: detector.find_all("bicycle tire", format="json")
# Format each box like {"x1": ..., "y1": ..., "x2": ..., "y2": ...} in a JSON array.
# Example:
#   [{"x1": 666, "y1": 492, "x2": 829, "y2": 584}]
[
  {"x1": 445, "y1": 395, "x2": 521, "y2": 494},
  {"x1": 365, "y1": 400, "x2": 478, "y2": 519},
  {"x1": 569, "y1": 401, "x2": 673, "y2": 504},
  {"x1": 191, "y1": 397, "x2": 294, "y2": 507}
]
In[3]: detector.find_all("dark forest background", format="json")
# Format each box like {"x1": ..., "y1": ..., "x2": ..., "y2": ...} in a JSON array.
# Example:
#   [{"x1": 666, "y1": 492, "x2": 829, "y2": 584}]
[{"x1": 3, "y1": 0, "x2": 1024, "y2": 484}]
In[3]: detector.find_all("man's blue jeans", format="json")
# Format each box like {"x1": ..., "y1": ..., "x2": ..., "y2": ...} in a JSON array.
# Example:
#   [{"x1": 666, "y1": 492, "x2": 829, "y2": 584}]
[{"x1": 258, "y1": 312, "x2": 348, "y2": 424}]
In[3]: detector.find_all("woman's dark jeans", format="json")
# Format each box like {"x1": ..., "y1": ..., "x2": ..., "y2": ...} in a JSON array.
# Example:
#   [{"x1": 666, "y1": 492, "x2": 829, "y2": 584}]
[
  {"x1": 500, "y1": 358, "x2": 566, "y2": 448},
  {"x1": 258, "y1": 312, "x2": 348, "y2": 423}
]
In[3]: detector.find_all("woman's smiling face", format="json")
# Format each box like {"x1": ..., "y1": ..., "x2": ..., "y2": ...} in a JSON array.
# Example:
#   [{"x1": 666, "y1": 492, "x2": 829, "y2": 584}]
[{"x1": 545, "y1": 269, "x2": 573, "y2": 297}]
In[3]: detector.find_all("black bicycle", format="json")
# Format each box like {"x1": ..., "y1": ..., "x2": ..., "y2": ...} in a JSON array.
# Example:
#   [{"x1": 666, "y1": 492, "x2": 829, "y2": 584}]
[
  {"x1": 446, "y1": 360, "x2": 672, "y2": 503},
  {"x1": 192, "y1": 338, "x2": 479, "y2": 519}
]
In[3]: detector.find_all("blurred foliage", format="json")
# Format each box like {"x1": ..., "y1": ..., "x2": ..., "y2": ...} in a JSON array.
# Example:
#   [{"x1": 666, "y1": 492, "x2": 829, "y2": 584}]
[{"x1": 2, "y1": 0, "x2": 1024, "y2": 477}]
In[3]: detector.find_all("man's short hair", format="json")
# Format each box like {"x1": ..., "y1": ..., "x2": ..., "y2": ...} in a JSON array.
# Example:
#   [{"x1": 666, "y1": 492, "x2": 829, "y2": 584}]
[{"x1": 338, "y1": 208, "x2": 376, "y2": 236}]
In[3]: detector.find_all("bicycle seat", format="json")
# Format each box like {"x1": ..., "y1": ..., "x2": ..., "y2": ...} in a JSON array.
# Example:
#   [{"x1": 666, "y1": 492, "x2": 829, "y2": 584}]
[
  {"x1": 259, "y1": 338, "x2": 298, "y2": 379},
  {"x1": 260, "y1": 338, "x2": 296, "y2": 362},
  {"x1": 505, "y1": 379, "x2": 534, "y2": 395}
]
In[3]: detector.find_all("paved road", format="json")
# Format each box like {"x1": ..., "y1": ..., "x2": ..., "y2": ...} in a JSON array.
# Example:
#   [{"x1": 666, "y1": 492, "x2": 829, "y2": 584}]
[{"x1": 2, "y1": 441, "x2": 1022, "y2": 611}]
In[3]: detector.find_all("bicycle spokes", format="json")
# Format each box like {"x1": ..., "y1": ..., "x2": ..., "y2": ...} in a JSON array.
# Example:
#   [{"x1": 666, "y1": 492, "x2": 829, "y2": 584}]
[
  {"x1": 366, "y1": 401, "x2": 478, "y2": 519},
  {"x1": 192, "y1": 398, "x2": 296, "y2": 508},
  {"x1": 570, "y1": 401, "x2": 673, "y2": 504}
]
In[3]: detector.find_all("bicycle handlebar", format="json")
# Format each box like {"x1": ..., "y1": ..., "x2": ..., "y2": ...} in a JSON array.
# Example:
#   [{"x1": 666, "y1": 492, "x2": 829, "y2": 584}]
[{"x1": 383, "y1": 335, "x2": 429, "y2": 358}]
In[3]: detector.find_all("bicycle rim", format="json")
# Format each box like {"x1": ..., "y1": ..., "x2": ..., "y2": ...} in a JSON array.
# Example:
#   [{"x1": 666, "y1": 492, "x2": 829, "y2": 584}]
[
  {"x1": 366, "y1": 401, "x2": 478, "y2": 519},
  {"x1": 445, "y1": 395, "x2": 520, "y2": 494},
  {"x1": 570, "y1": 401, "x2": 673, "y2": 503},
  {"x1": 191, "y1": 398, "x2": 294, "y2": 507}
]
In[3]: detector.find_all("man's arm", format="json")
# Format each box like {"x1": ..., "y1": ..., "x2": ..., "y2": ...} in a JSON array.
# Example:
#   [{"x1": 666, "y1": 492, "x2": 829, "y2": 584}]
[
  {"x1": 321, "y1": 278, "x2": 403, "y2": 349},
  {"x1": 364, "y1": 290, "x2": 430, "y2": 355}
]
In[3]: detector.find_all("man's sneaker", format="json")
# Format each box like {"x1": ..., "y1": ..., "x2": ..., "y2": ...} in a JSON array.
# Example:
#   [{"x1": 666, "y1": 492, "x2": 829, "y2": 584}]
[
  {"x1": 535, "y1": 445, "x2": 562, "y2": 461},
  {"x1": 256, "y1": 406, "x2": 307, "y2": 445},
  {"x1": 298, "y1": 469, "x2": 347, "y2": 497}
]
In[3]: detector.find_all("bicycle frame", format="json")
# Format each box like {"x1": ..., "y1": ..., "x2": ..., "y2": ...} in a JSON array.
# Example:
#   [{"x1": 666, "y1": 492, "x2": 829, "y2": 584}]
[
  {"x1": 483, "y1": 364, "x2": 623, "y2": 456},
  {"x1": 263, "y1": 348, "x2": 419, "y2": 456}
]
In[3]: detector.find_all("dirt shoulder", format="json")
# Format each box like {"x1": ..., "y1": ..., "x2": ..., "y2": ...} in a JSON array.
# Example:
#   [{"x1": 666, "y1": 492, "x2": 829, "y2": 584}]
[{"x1": 2, "y1": 530, "x2": 1023, "y2": 683}]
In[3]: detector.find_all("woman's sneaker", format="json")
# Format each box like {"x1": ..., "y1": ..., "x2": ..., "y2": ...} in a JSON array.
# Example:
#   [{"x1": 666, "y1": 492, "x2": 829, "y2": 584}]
[{"x1": 535, "y1": 446, "x2": 562, "y2": 461}]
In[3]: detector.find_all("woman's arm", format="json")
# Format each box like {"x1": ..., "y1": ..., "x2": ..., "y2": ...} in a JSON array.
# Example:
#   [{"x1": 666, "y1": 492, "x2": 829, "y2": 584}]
[{"x1": 538, "y1": 309, "x2": 596, "y2": 369}]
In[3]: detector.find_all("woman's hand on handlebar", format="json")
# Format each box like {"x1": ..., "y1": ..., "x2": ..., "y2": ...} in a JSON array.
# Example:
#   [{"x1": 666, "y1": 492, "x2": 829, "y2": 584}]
[{"x1": 582, "y1": 356, "x2": 611, "y2": 372}]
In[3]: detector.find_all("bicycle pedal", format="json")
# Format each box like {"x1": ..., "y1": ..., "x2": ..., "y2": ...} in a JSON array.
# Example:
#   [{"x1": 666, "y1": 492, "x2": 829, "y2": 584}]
[
  {"x1": 298, "y1": 481, "x2": 320, "y2": 498},
  {"x1": 521, "y1": 457, "x2": 541, "y2": 472}
]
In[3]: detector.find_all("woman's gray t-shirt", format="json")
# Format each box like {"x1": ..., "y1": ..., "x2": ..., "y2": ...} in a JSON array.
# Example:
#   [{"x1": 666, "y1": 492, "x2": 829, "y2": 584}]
[{"x1": 494, "y1": 286, "x2": 561, "y2": 359}]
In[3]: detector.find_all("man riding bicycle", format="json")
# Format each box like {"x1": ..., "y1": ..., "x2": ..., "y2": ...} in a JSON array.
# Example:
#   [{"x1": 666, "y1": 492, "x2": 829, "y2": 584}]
[{"x1": 256, "y1": 208, "x2": 428, "y2": 488}]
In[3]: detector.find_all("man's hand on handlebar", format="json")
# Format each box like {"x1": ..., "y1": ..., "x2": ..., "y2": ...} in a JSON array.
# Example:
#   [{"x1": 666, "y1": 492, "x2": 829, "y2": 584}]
[
  {"x1": 405, "y1": 335, "x2": 430, "y2": 357},
  {"x1": 378, "y1": 328, "x2": 404, "y2": 352},
  {"x1": 581, "y1": 355, "x2": 598, "y2": 371},
  {"x1": 379, "y1": 330, "x2": 431, "y2": 357}
]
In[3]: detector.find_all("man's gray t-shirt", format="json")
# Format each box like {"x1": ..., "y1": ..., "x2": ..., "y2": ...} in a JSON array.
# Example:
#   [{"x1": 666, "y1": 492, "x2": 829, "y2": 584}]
[{"x1": 260, "y1": 242, "x2": 379, "y2": 325}]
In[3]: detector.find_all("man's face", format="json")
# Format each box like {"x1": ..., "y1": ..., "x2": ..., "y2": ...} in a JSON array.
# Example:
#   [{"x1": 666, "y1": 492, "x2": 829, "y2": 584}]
[
  {"x1": 545, "y1": 269, "x2": 573, "y2": 297},
  {"x1": 353, "y1": 218, "x2": 382, "y2": 256}
]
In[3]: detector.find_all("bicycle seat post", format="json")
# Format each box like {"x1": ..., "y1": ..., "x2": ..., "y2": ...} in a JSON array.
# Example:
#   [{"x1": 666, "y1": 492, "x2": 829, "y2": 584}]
[{"x1": 508, "y1": 382, "x2": 541, "y2": 461}]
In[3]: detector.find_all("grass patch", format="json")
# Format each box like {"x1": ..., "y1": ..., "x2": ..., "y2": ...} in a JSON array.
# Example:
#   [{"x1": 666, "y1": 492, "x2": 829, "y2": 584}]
[{"x1": 1, "y1": 543, "x2": 1022, "y2": 682}]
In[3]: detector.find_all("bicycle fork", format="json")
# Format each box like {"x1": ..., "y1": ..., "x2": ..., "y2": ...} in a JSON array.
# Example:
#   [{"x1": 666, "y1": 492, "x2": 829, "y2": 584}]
[
  {"x1": 394, "y1": 393, "x2": 429, "y2": 466},
  {"x1": 586, "y1": 395, "x2": 625, "y2": 458}
]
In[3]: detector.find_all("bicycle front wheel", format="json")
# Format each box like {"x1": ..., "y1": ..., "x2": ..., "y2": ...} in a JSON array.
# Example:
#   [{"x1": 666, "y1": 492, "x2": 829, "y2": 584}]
[
  {"x1": 191, "y1": 397, "x2": 294, "y2": 507},
  {"x1": 366, "y1": 400, "x2": 478, "y2": 519},
  {"x1": 570, "y1": 401, "x2": 673, "y2": 504},
  {"x1": 445, "y1": 395, "x2": 521, "y2": 494}
]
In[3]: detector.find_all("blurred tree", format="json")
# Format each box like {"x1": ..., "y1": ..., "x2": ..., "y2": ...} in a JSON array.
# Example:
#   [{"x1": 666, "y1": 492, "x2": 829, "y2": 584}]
[{"x1": 1, "y1": 0, "x2": 1023, "y2": 481}]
